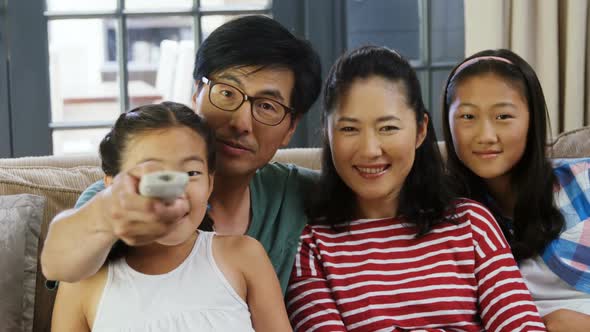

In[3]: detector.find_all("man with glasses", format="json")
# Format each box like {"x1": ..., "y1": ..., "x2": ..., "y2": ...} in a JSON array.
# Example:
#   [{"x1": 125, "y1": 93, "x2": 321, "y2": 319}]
[
  {"x1": 200, "y1": 76, "x2": 294, "y2": 127},
  {"x1": 41, "y1": 15, "x2": 322, "y2": 293}
]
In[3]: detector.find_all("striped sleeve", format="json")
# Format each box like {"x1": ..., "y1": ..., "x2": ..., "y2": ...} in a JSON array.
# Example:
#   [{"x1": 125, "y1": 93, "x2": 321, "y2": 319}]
[
  {"x1": 286, "y1": 226, "x2": 347, "y2": 332},
  {"x1": 461, "y1": 201, "x2": 547, "y2": 332}
]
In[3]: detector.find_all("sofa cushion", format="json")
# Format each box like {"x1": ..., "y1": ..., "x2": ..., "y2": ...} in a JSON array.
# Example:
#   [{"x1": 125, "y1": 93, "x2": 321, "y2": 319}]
[
  {"x1": 271, "y1": 148, "x2": 322, "y2": 170},
  {"x1": 0, "y1": 162, "x2": 103, "y2": 332},
  {"x1": 0, "y1": 194, "x2": 44, "y2": 332},
  {"x1": 550, "y1": 126, "x2": 590, "y2": 158}
]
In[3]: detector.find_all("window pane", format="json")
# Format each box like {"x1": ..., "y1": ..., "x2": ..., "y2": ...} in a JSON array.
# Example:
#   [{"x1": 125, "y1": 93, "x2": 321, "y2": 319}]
[
  {"x1": 48, "y1": 19, "x2": 121, "y2": 123},
  {"x1": 125, "y1": 0, "x2": 192, "y2": 11},
  {"x1": 201, "y1": 14, "x2": 270, "y2": 40},
  {"x1": 125, "y1": 17, "x2": 194, "y2": 107},
  {"x1": 345, "y1": 0, "x2": 420, "y2": 60},
  {"x1": 46, "y1": 0, "x2": 116, "y2": 11},
  {"x1": 416, "y1": 70, "x2": 429, "y2": 111},
  {"x1": 200, "y1": 0, "x2": 271, "y2": 10},
  {"x1": 431, "y1": 68, "x2": 453, "y2": 137},
  {"x1": 52, "y1": 128, "x2": 110, "y2": 155},
  {"x1": 430, "y1": 0, "x2": 464, "y2": 63}
]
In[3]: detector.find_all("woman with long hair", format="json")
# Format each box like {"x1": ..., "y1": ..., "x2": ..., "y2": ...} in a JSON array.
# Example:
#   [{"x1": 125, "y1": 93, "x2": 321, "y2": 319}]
[{"x1": 286, "y1": 46, "x2": 545, "y2": 332}]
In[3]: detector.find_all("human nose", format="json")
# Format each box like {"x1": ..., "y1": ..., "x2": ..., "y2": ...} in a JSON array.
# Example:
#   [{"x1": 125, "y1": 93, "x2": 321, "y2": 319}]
[
  {"x1": 476, "y1": 119, "x2": 499, "y2": 144},
  {"x1": 228, "y1": 99, "x2": 254, "y2": 134},
  {"x1": 359, "y1": 130, "x2": 383, "y2": 158}
]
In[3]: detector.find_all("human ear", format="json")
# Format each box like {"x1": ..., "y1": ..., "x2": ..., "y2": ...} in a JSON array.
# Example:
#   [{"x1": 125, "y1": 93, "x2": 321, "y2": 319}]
[
  {"x1": 279, "y1": 116, "x2": 301, "y2": 147},
  {"x1": 416, "y1": 113, "x2": 429, "y2": 149}
]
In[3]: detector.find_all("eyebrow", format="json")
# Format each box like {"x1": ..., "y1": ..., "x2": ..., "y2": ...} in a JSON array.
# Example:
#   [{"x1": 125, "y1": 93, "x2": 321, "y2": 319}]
[
  {"x1": 182, "y1": 156, "x2": 205, "y2": 164},
  {"x1": 217, "y1": 73, "x2": 243, "y2": 86},
  {"x1": 138, "y1": 156, "x2": 205, "y2": 164},
  {"x1": 216, "y1": 73, "x2": 287, "y2": 102},
  {"x1": 337, "y1": 115, "x2": 401, "y2": 123},
  {"x1": 256, "y1": 89, "x2": 286, "y2": 102},
  {"x1": 458, "y1": 102, "x2": 517, "y2": 109},
  {"x1": 492, "y1": 102, "x2": 517, "y2": 109}
]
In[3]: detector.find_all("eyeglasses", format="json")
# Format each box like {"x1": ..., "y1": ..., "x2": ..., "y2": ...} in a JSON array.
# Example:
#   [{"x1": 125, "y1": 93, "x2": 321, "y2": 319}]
[{"x1": 201, "y1": 77, "x2": 295, "y2": 126}]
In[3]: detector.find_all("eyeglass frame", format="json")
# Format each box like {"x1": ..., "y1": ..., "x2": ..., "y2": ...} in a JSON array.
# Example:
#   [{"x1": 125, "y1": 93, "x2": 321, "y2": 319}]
[{"x1": 201, "y1": 76, "x2": 295, "y2": 126}]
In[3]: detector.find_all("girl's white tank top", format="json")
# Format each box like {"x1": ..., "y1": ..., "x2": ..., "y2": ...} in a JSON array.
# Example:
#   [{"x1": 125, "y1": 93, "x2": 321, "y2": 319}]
[{"x1": 92, "y1": 231, "x2": 255, "y2": 332}]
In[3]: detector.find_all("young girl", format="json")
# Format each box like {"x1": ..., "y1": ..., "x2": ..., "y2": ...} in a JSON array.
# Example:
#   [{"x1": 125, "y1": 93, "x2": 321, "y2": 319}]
[
  {"x1": 287, "y1": 46, "x2": 545, "y2": 331},
  {"x1": 51, "y1": 102, "x2": 291, "y2": 331},
  {"x1": 442, "y1": 49, "x2": 590, "y2": 330}
]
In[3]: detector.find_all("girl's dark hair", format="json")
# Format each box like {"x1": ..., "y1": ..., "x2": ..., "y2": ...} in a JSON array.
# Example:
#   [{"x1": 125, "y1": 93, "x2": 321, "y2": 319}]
[
  {"x1": 309, "y1": 45, "x2": 456, "y2": 236},
  {"x1": 442, "y1": 49, "x2": 564, "y2": 261},
  {"x1": 193, "y1": 15, "x2": 322, "y2": 119},
  {"x1": 99, "y1": 101, "x2": 216, "y2": 259},
  {"x1": 100, "y1": 102, "x2": 215, "y2": 176}
]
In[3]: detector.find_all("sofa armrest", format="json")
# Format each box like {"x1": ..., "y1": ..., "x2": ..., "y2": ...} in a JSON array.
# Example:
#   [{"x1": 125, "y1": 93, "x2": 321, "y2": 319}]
[{"x1": 271, "y1": 148, "x2": 322, "y2": 170}]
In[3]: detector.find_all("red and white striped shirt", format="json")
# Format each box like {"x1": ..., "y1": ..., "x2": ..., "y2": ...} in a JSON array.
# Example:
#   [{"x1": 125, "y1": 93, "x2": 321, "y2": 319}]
[{"x1": 287, "y1": 199, "x2": 546, "y2": 332}]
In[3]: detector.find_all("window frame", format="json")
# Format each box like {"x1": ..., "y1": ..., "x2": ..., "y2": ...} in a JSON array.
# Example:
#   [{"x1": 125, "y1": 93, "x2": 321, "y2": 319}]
[
  {"x1": 340, "y1": 0, "x2": 461, "y2": 138},
  {"x1": 417, "y1": 0, "x2": 463, "y2": 136},
  {"x1": 0, "y1": 0, "x2": 463, "y2": 157},
  {"x1": 45, "y1": 0, "x2": 273, "y2": 133},
  {"x1": 1, "y1": 0, "x2": 52, "y2": 157},
  {"x1": 0, "y1": 0, "x2": 11, "y2": 156},
  {"x1": 280, "y1": 0, "x2": 464, "y2": 148}
]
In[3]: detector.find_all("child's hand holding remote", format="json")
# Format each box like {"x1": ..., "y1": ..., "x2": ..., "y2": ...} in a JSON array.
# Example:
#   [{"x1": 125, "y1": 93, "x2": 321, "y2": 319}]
[{"x1": 94, "y1": 165, "x2": 190, "y2": 246}]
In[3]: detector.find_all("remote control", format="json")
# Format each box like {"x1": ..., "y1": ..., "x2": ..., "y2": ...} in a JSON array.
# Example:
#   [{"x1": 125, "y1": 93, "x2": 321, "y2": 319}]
[{"x1": 138, "y1": 171, "x2": 189, "y2": 200}]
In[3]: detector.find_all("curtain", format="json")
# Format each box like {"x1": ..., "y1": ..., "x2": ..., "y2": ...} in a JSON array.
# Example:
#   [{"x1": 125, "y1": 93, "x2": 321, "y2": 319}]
[{"x1": 464, "y1": 0, "x2": 590, "y2": 136}]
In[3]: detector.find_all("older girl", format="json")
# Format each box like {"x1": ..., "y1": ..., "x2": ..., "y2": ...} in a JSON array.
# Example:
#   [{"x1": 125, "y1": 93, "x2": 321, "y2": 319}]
[{"x1": 442, "y1": 49, "x2": 590, "y2": 331}]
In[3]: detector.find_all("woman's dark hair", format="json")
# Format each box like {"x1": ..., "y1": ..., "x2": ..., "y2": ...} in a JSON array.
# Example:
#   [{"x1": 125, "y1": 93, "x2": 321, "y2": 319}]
[
  {"x1": 442, "y1": 49, "x2": 564, "y2": 261},
  {"x1": 193, "y1": 15, "x2": 322, "y2": 119},
  {"x1": 99, "y1": 101, "x2": 216, "y2": 259},
  {"x1": 309, "y1": 45, "x2": 456, "y2": 236}
]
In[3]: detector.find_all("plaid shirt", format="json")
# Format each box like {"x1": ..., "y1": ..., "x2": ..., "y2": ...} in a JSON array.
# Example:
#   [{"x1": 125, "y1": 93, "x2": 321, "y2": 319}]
[{"x1": 543, "y1": 158, "x2": 590, "y2": 293}]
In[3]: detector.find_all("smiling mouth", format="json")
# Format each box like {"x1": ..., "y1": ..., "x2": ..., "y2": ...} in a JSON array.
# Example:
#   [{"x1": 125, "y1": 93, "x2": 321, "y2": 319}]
[
  {"x1": 473, "y1": 151, "x2": 502, "y2": 158},
  {"x1": 355, "y1": 165, "x2": 390, "y2": 176}
]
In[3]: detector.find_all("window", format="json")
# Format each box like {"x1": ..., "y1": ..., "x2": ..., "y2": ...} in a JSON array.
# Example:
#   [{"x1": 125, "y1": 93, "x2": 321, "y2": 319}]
[
  {"x1": 0, "y1": 0, "x2": 464, "y2": 157},
  {"x1": 45, "y1": 0, "x2": 272, "y2": 155},
  {"x1": 346, "y1": 0, "x2": 464, "y2": 137},
  {"x1": 334, "y1": 0, "x2": 464, "y2": 141},
  {"x1": 0, "y1": 0, "x2": 10, "y2": 156}
]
